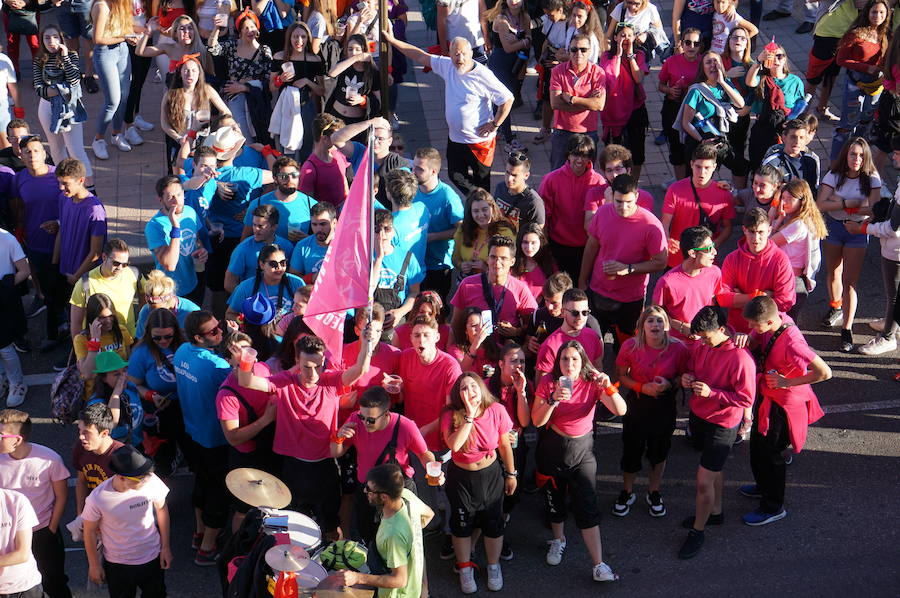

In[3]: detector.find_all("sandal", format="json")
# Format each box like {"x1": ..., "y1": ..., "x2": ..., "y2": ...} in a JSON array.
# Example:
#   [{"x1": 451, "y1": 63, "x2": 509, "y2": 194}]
[
  {"x1": 533, "y1": 128, "x2": 551, "y2": 144},
  {"x1": 816, "y1": 106, "x2": 840, "y2": 121},
  {"x1": 82, "y1": 74, "x2": 99, "y2": 94}
]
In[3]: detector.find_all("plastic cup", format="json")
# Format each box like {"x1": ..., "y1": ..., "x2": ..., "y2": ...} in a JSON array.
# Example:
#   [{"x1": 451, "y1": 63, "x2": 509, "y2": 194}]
[
  {"x1": 385, "y1": 375, "x2": 402, "y2": 395},
  {"x1": 192, "y1": 253, "x2": 206, "y2": 273},
  {"x1": 239, "y1": 347, "x2": 257, "y2": 372},
  {"x1": 509, "y1": 429, "x2": 518, "y2": 449},
  {"x1": 281, "y1": 62, "x2": 295, "y2": 78},
  {"x1": 426, "y1": 461, "x2": 442, "y2": 486},
  {"x1": 558, "y1": 376, "x2": 573, "y2": 395}
]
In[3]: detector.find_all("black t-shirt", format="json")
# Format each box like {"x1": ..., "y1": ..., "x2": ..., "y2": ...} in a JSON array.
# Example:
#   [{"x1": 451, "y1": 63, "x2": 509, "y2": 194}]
[
  {"x1": 493, "y1": 182, "x2": 546, "y2": 229},
  {"x1": 376, "y1": 151, "x2": 409, "y2": 206}
]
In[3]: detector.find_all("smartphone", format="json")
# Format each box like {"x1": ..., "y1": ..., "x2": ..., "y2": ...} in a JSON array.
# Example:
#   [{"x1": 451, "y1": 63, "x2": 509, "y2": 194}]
[{"x1": 480, "y1": 309, "x2": 494, "y2": 335}]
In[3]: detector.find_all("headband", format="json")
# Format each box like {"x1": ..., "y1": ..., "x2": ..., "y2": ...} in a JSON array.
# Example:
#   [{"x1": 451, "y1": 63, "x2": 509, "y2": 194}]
[
  {"x1": 235, "y1": 8, "x2": 260, "y2": 33},
  {"x1": 174, "y1": 53, "x2": 200, "y2": 69}
]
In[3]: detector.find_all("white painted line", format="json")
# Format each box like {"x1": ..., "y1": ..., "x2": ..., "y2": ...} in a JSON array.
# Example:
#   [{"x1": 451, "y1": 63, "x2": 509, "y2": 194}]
[
  {"x1": 24, "y1": 373, "x2": 59, "y2": 386},
  {"x1": 823, "y1": 399, "x2": 900, "y2": 414}
]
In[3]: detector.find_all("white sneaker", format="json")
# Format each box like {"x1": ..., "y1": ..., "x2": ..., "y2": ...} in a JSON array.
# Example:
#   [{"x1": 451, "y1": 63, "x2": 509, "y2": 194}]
[
  {"x1": 6, "y1": 383, "x2": 27, "y2": 407},
  {"x1": 858, "y1": 334, "x2": 897, "y2": 355},
  {"x1": 91, "y1": 138, "x2": 109, "y2": 160},
  {"x1": 458, "y1": 565, "x2": 477, "y2": 594},
  {"x1": 134, "y1": 114, "x2": 155, "y2": 131},
  {"x1": 111, "y1": 134, "x2": 132, "y2": 152},
  {"x1": 486, "y1": 563, "x2": 503, "y2": 591},
  {"x1": 592, "y1": 562, "x2": 619, "y2": 582},
  {"x1": 546, "y1": 538, "x2": 566, "y2": 566},
  {"x1": 124, "y1": 126, "x2": 144, "y2": 146}
]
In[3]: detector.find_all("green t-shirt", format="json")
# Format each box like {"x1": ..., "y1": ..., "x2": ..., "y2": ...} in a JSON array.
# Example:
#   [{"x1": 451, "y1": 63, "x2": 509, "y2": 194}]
[
  {"x1": 375, "y1": 489, "x2": 425, "y2": 598},
  {"x1": 684, "y1": 85, "x2": 726, "y2": 121}
]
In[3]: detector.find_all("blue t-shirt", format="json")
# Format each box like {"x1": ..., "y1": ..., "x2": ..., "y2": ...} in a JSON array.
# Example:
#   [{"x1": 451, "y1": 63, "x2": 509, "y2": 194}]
[
  {"x1": 174, "y1": 343, "x2": 231, "y2": 448},
  {"x1": 88, "y1": 385, "x2": 144, "y2": 446},
  {"x1": 206, "y1": 166, "x2": 265, "y2": 239},
  {"x1": 227, "y1": 235, "x2": 294, "y2": 282},
  {"x1": 241, "y1": 191, "x2": 318, "y2": 239},
  {"x1": 392, "y1": 204, "x2": 429, "y2": 276},
  {"x1": 135, "y1": 297, "x2": 200, "y2": 338},
  {"x1": 413, "y1": 181, "x2": 463, "y2": 271},
  {"x1": 127, "y1": 343, "x2": 178, "y2": 398},
  {"x1": 227, "y1": 273, "x2": 305, "y2": 318},
  {"x1": 376, "y1": 245, "x2": 423, "y2": 304},
  {"x1": 144, "y1": 205, "x2": 201, "y2": 296},
  {"x1": 181, "y1": 175, "x2": 215, "y2": 253},
  {"x1": 288, "y1": 235, "x2": 328, "y2": 275}
]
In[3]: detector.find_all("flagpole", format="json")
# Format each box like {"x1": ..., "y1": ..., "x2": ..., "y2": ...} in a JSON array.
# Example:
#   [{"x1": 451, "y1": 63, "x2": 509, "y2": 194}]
[{"x1": 366, "y1": 124, "x2": 375, "y2": 330}]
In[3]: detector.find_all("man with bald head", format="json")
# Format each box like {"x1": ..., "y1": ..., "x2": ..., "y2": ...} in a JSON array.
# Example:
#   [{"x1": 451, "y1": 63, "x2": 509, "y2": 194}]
[{"x1": 385, "y1": 29, "x2": 514, "y2": 195}]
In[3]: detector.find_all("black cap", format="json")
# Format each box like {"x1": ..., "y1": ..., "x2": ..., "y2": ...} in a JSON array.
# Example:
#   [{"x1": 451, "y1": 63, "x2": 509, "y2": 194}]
[{"x1": 109, "y1": 445, "x2": 154, "y2": 477}]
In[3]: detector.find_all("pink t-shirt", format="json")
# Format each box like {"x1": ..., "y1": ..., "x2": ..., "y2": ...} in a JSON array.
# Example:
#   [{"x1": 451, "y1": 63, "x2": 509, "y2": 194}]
[
  {"x1": 651, "y1": 264, "x2": 723, "y2": 341},
  {"x1": 440, "y1": 402, "x2": 513, "y2": 465},
  {"x1": 663, "y1": 178, "x2": 735, "y2": 267},
  {"x1": 81, "y1": 474, "x2": 169, "y2": 566},
  {"x1": 394, "y1": 323, "x2": 451, "y2": 352},
  {"x1": 0, "y1": 489, "x2": 42, "y2": 595},
  {"x1": 599, "y1": 51, "x2": 649, "y2": 129},
  {"x1": 549, "y1": 60, "x2": 606, "y2": 132},
  {"x1": 615, "y1": 337, "x2": 690, "y2": 384},
  {"x1": 658, "y1": 53, "x2": 700, "y2": 92},
  {"x1": 450, "y1": 274, "x2": 538, "y2": 328},
  {"x1": 268, "y1": 369, "x2": 346, "y2": 461},
  {"x1": 342, "y1": 341, "x2": 400, "y2": 394},
  {"x1": 0, "y1": 444, "x2": 70, "y2": 530},
  {"x1": 512, "y1": 266, "x2": 549, "y2": 300},
  {"x1": 343, "y1": 412, "x2": 428, "y2": 482},
  {"x1": 216, "y1": 362, "x2": 273, "y2": 454},
  {"x1": 298, "y1": 150, "x2": 350, "y2": 207},
  {"x1": 535, "y1": 374, "x2": 602, "y2": 437},
  {"x1": 686, "y1": 338, "x2": 756, "y2": 428},
  {"x1": 446, "y1": 343, "x2": 493, "y2": 374},
  {"x1": 535, "y1": 327, "x2": 604, "y2": 374},
  {"x1": 397, "y1": 348, "x2": 462, "y2": 450},
  {"x1": 539, "y1": 164, "x2": 606, "y2": 247},
  {"x1": 583, "y1": 184, "x2": 654, "y2": 213},
  {"x1": 587, "y1": 204, "x2": 666, "y2": 302},
  {"x1": 749, "y1": 322, "x2": 818, "y2": 405}
]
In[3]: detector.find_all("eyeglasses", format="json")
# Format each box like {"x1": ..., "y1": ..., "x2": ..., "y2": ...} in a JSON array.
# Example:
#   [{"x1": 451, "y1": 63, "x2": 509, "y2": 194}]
[
  {"x1": 152, "y1": 333, "x2": 174, "y2": 342},
  {"x1": 176, "y1": 25, "x2": 194, "y2": 32},
  {"x1": 201, "y1": 325, "x2": 222, "y2": 337},
  {"x1": 682, "y1": 40, "x2": 700, "y2": 47},
  {"x1": 266, "y1": 259, "x2": 287, "y2": 268},
  {"x1": 567, "y1": 309, "x2": 590, "y2": 317},
  {"x1": 363, "y1": 486, "x2": 384, "y2": 495},
  {"x1": 730, "y1": 35, "x2": 748, "y2": 42},
  {"x1": 774, "y1": 53, "x2": 786, "y2": 60},
  {"x1": 373, "y1": 135, "x2": 390, "y2": 142},
  {"x1": 358, "y1": 411, "x2": 386, "y2": 425},
  {"x1": 276, "y1": 172, "x2": 300, "y2": 179},
  {"x1": 691, "y1": 244, "x2": 716, "y2": 253},
  {"x1": 568, "y1": 46, "x2": 591, "y2": 53}
]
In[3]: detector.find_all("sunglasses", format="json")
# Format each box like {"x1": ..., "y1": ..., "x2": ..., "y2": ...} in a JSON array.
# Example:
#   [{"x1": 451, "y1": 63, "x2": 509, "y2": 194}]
[
  {"x1": 358, "y1": 411, "x2": 386, "y2": 425},
  {"x1": 568, "y1": 46, "x2": 591, "y2": 53},
  {"x1": 266, "y1": 259, "x2": 287, "y2": 268},
  {"x1": 615, "y1": 22, "x2": 635, "y2": 31},
  {"x1": 110, "y1": 259, "x2": 129, "y2": 268},
  {"x1": 691, "y1": 244, "x2": 716, "y2": 253},
  {"x1": 682, "y1": 40, "x2": 700, "y2": 47},
  {"x1": 276, "y1": 172, "x2": 300, "y2": 179},
  {"x1": 152, "y1": 333, "x2": 174, "y2": 342},
  {"x1": 567, "y1": 309, "x2": 591, "y2": 317},
  {"x1": 363, "y1": 486, "x2": 384, "y2": 495},
  {"x1": 201, "y1": 325, "x2": 222, "y2": 337},
  {"x1": 774, "y1": 53, "x2": 786, "y2": 59},
  {"x1": 569, "y1": 151, "x2": 593, "y2": 159},
  {"x1": 508, "y1": 151, "x2": 529, "y2": 163}
]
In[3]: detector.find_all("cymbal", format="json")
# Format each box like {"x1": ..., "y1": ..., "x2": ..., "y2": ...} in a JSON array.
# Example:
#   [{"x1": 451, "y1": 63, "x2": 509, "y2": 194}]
[
  {"x1": 226, "y1": 468, "x2": 291, "y2": 508},
  {"x1": 264, "y1": 544, "x2": 310, "y2": 572}
]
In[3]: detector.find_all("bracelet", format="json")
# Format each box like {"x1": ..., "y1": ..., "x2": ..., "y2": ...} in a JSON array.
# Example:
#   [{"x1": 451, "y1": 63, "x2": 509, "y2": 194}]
[
  {"x1": 358, "y1": 95, "x2": 368, "y2": 107},
  {"x1": 330, "y1": 432, "x2": 345, "y2": 444},
  {"x1": 463, "y1": 415, "x2": 475, "y2": 424},
  {"x1": 627, "y1": 264, "x2": 634, "y2": 275},
  {"x1": 144, "y1": 389, "x2": 155, "y2": 402},
  {"x1": 626, "y1": 53, "x2": 636, "y2": 60},
  {"x1": 87, "y1": 340, "x2": 101, "y2": 352},
  {"x1": 861, "y1": 221, "x2": 869, "y2": 235},
  {"x1": 545, "y1": 397, "x2": 557, "y2": 407},
  {"x1": 274, "y1": 74, "x2": 284, "y2": 88},
  {"x1": 603, "y1": 381, "x2": 620, "y2": 397},
  {"x1": 169, "y1": 227, "x2": 181, "y2": 239},
  {"x1": 502, "y1": 470, "x2": 518, "y2": 478}
]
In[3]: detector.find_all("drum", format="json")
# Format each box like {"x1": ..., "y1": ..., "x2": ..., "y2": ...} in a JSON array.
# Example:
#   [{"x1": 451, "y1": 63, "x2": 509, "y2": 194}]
[
  {"x1": 294, "y1": 560, "x2": 328, "y2": 589},
  {"x1": 262, "y1": 508, "x2": 323, "y2": 551}
]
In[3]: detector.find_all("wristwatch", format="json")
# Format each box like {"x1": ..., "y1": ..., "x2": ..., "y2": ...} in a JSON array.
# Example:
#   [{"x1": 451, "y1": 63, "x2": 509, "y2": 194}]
[
  {"x1": 502, "y1": 470, "x2": 518, "y2": 478},
  {"x1": 567, "y1": 94, "x2": 575, "y2": 105},
  {"x1": 627, "y1": 264, "x2": 634, "y2": 274},
  {"x1": 626, "y1": 53, "x2": 636, "y2": 60}
]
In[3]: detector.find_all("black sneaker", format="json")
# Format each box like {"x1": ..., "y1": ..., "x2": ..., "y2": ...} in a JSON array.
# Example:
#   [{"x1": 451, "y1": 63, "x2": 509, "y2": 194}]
[
  {"x1": 13, "y1": 337, "x2": 31, "y2": 353},
  {"x1": 840, "y1": 329, "x2": 854, "y2": 353},
  {"x1": 821, "y1": 307, "x2": 843, "y2": 328},
  {"x1": 681, "y1": 512, "x2": 724, "y2": 529},
  {"x1": 763, "y1": 9, "x2": 790, "y2": 20},
  {"x1": 24, "y1": 296, "x2": 46, "y2": 319},
  {"x1": 796, "y1": 21, "x2": 814, "y2": 34},
  {"x1": 678, "y1": 529, "x2": 705, "y2": 559},
  {"x1": 500, "y1": 540, "x2": 513, "y2": 561},
  {"x1": 440, "y1": 536, "x2": 455, "y2": 560},
  {"x1": 646, "y1": 491, "x2": 667, "y2": 517},
  {"x1": 612, "y1": 490, "x2": 636, "y2": 517}
]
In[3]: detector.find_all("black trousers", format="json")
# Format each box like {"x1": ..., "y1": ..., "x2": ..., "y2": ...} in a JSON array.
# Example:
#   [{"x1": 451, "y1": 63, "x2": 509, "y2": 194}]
[
  {"x1": 446, "y1": 138, "x2": 491, "y2": 197},
  {"x1": 104, "y1": 557, "x2": 166, "y2": 598},
  {"x1": 26, "y1": 250, "x2": 66, "y2": 340},
  {"x1": 588, "y1": 291, "x2": 644, "y2": 354},
  {"x1": 124, "y1": 46, "x2": 152, "y2": 125},
  {"x1": 749, "y1": 399, "x2": 791, "y2": 513},
  {"x1": 548, "y1": 241, "x2": 584, "y2": 284},
  {"x1": 31, "y1": 527, "x2": 71, "y2": 598}
]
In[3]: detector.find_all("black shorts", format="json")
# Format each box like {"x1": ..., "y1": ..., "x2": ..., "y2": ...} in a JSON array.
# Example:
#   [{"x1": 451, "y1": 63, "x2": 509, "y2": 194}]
[
  {"x1": 337, "y1": 447, "x2": 359, "y2": 495},
  {"x1": 688, "y1": 412, "x2": 739, "y2": 472},
  {"x1": 445, "y1": 459, "x2": 506, "y2": 538},
  {"x1": 535, "y1": 428, "x2": 601, "y2": 529},
  {"x1": 806, "y1": 35, "x2": 841, "y2": 85},
  {"x1": 282, "y1": 457, "x2": 341, "y2": 534},
  {"x1": 182, "y1": 438, "x2": 230, "y2": 529},
  {"x1": 620, "y1": 391, "x2": 677, "y2": 473}
]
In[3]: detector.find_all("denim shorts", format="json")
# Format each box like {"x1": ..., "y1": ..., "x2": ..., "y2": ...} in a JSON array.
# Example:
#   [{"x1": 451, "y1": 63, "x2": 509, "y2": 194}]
[
  {"x1": 52, "y1": 0, "x2": 93, "y2": 40},
  {"x1": 824, "y1": 214, "x2": 869, "y2": 249}
]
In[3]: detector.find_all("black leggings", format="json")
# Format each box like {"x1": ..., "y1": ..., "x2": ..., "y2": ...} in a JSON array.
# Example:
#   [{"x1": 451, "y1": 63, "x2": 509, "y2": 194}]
[
  {"x1": 536, "y1": 428, "x2": 601, "y2": 529},
  {"x1": 124, "y1": 46, "x2": 152, "y2": 125}
]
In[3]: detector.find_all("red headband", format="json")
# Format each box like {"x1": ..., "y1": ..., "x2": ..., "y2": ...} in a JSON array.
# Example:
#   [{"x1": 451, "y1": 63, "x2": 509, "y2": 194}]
[
  {"x1": 174, "y1": 53, "x2": 200, "y2": 69},
  {"x1": 235, "y1": 8, "x2": 260, "y2": 33},
  {"x1": 573, "y1": 1, "x2": 592, "y2": 11}
]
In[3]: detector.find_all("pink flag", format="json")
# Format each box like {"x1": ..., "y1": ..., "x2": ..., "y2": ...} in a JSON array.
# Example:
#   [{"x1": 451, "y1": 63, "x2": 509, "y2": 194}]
[{"x1": 303, "y1": 149, "x2": 373, "y2": 365}]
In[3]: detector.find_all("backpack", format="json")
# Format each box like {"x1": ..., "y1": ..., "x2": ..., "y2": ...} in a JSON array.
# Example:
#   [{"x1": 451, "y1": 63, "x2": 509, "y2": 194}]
[{"x1": 49, "y1": 275, "x2": 90, "y2": 425}]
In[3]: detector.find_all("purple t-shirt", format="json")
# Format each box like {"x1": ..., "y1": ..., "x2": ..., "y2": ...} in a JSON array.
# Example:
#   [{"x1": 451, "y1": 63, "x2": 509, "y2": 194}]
[
  {"x1": 14, "y1": 166, "x2": 58, "y2": 255},
  {"x1": 59, "y1": 194, "x2": 107, "y2": 277}
]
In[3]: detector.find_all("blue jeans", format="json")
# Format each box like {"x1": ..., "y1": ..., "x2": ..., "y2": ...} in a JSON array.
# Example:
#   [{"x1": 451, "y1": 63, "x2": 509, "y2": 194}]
[
  {"x1": 0, "y1": 342, "x2": 24, "y2": 385},
  {"x1": 93, "y1": 42, "x2": 131, "y2": 137},
  {"x1": 227, "y1": 93, "x2": 254, "y2": 141},
  {"x1": 831, "y1": 72, "x2": 881, "y2": 160}
]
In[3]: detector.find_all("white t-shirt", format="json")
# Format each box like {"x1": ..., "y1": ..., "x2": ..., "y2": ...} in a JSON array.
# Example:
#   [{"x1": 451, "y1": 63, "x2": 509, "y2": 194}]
[
  {"x1": 0, "y1": 54, "x2": 16, "y2": 107},
  {"x1": 777, "y1": 219, "x2": 812, "y2": 270},
  {"x1": 541, "y1": 16, "x2": 568, "y2": 50},
  {"x1": 564, "y1": 27, "x2": 600, "y2": 64},
  {"x1": 0, "y1": 444, "x2": 70, "y2": 530},
  {"x1": 710, "y1": 11, "x2": 739, "y2": 54},
  {"x1": 430, "y1": 56, "x2": 514, "y2": 144},
  {"x1": 81, "y1": 474, "x2": 169, "y2": 566},
  {"x1": 0, "y1": 489, "x2": 42, "y2": 595},
  {"x1": 611, "y1": 2, "x2": 667, "y2": 45},
  {"x1": 439, "y1": 0, "x2": 484, "y2": 48},
  {"x1": 0, "y1": 228, "x2": 25, "y2": 277},
  {"x1": 346, "y1": 11, "x2": 380, "y2": 58},
  {"x1": 307, "y1": 10, "x2": 328, "y2": 40},
  {"x1": 822, "y1": 170, "x2": 882, "y2": 222}
]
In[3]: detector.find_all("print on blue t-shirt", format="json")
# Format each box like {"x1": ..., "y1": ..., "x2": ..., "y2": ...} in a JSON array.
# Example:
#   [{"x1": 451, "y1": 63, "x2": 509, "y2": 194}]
[
  {"x1": 227, "y1": 273, "x2": 305, "y2": 319},
  {"x1": 289, "y1": 235, "x2": 329, "y2": 275},
  {"x1": 127, "y1": 344, "x2": 178, "y2": 398},
  {"x1": 227, "y1": 235, "x2": 295, "y2": 282}
]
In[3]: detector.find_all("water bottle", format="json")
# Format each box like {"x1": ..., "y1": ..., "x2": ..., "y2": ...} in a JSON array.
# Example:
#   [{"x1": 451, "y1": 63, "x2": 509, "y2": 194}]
[
  {"x1": 513, "y1": 50, "x2": 529, "y2": 78},
  {"x1": 787, "y1": 93, "x2": 813, "y2": 120},
  {"x1": 695, "y1": 117, "x2": 722, "y2": 137}
]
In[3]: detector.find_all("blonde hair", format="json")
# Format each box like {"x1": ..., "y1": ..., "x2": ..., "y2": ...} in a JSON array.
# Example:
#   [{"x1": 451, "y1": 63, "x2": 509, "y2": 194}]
[
  {"x1": 634, "y1": 305, "x2": 672, "y2": 350},
  {"x1": 142, "y1": 269, "x2": 177, "y2": 297},
  {"x1": 96, "y1": 0, "x2": 134, "y2": 38},
  {"x1": 781, "y1": 178, "x2": 827, "y2": 240},
  {"x1": 484, "y1": 0, "x2": 530, "y2": 32}
]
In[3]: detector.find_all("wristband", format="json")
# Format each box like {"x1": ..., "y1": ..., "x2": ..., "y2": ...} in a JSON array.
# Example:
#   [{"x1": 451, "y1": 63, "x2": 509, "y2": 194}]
[
  {"x1": 463, "y1": 415, "x2": 475, "y2": 424},
  {"x1": 604, "y1": 381, "x2": 621, "y2": 397},
  {"x1": 330, "y1": 432, "x2": 345, "y2": 444},
  {"x1": 359, "y1": 96, "x2": 368, "y2": 107},
  {"x1": 770, "y1": 198, "x2": 780, "y2": 209},
  {"x1": 502, "y1": 470, "x2": 518, "y2": 478},
  {"x1": 87, "y1": 340, "x2": 101, "y2": 352},
  {"x1": 187, "y1": 129, "x2": 197, "y2": 140},
  {"x1": 144, "y1": 390, "x2": 155, "y2": 402},
  {"x1": 845, "y1": 207, "x2": 859, "y2": 215},
  {"x1": 627, "y1": 263, "x2": 634, "y2": 275},
  {"x1": 274, "y1": 74, "x2": 284, "y2": 87},
  {"x1": 861, "y1": 221, "x2": 869, "y2": 234},
  {"x1": 169, "y1": 227, "x2": 182, "y2": 239},
  {"x1": 12, "y1": 107, "x2": 24, "y2": 119},
  {"x1": 750, "y1": 289, "x2": 766, "y2": 298}
]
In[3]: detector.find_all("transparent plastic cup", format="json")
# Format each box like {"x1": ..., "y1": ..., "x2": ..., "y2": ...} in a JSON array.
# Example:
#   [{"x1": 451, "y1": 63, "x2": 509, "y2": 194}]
[
  {"x1": 240, "y1": 347, "x2": 257, "y2": 372},
  {"x1": 426, "y1": 461, "x2": 442, "y2": 486}
]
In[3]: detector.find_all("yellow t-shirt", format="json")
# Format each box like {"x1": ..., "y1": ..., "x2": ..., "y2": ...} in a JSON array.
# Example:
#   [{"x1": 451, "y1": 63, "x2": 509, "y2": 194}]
[
  {"x1": 451, "y1": 223, "x2": 517, "y2": 269},
  {"x1": 69, "y1": 266, "x2": 139, "y2": 337}
]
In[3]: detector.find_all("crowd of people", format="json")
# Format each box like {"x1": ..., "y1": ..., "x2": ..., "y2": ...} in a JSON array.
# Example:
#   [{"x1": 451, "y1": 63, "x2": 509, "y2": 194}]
[{"x1": 0, "y1": 0, "x2": 899, "y2": 596}]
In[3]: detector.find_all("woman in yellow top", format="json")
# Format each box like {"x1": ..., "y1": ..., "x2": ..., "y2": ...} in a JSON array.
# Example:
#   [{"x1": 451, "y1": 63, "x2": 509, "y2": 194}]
[
  {"x1": 74, "y1": 293, "x2": 134, "y2": 398},
  {"x1": 452, "y1": 189, "x2": 517, "y2": 277}
]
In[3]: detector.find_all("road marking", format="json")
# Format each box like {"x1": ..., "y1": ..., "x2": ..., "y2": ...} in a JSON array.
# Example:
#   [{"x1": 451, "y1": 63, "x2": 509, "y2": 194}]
[{"x1": 24, "y1": 373, "x2": 59, "y2": 386}]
